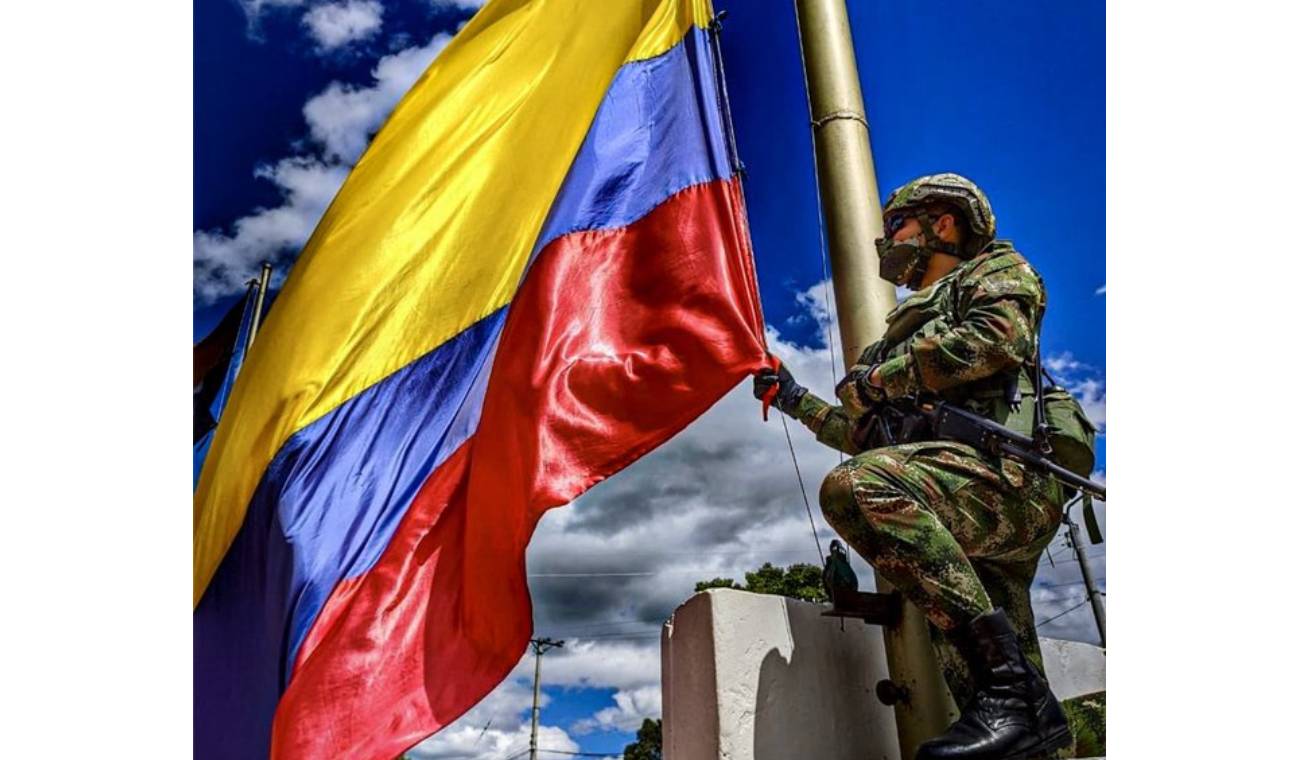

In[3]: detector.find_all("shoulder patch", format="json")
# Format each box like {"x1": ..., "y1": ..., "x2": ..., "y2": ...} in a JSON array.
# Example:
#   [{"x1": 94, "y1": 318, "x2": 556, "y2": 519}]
[{"x1": 958, "y1": 247, "x2": 1045, "y2": 310}]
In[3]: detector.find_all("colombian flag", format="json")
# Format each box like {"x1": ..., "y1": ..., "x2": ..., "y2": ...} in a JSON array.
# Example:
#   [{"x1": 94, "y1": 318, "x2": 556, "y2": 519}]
[{"x1": 194, "y1": 1, "x2": 765, "y2": 757}]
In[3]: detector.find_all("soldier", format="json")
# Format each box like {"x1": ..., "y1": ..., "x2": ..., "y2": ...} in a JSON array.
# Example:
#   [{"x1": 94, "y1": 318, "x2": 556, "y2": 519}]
[{"x1": 754, "y1": 173, "x2": 1096, "y2": 760}]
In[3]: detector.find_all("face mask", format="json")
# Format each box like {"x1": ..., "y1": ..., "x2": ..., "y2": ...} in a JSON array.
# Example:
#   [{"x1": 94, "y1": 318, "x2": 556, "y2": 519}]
[{"x1": 875, "y1": 235, "x2": 932, "y2": 290}]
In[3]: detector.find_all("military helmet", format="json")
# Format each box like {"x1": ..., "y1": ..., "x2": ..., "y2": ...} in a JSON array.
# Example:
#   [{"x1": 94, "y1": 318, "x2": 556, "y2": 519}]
[{"x1": 882, "y1": 172, "x2": 996, "y2": 258}]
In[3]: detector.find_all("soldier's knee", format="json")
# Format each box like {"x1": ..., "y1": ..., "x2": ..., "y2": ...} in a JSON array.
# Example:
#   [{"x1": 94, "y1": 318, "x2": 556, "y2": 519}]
[
  {"x1": 819, "y1": 465, "x2": 857, "y2": 526},
  {"x1": 820, "y1": 454, "x2": 897, "y2": 526},
  {"x1": 834, "y1": 453, "x2": 913, "y2": 517}
]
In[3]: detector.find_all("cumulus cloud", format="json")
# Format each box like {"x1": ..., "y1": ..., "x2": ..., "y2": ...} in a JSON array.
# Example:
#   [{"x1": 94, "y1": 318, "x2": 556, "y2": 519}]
[
  {"x1": 409, "y1": 721, "x2": 578, "y2": 759},
  {"x1": 194, "y1": 157, "x2": 349, "y2": 301},
  {"x1": 572, "y1": 685, "x2": 662, "y2": 734},
  {"x1": 194, "y1": 33, "x2": 453, "y2": 301},
  {"x1": 1043, "y1": 351, "x2": 1106, "y2": 431},
  {"x1": 302, "y1": 0, "x2": 384, "y2": 52},
  {"x1": 303, "y1": 33, "x2": 452, "y2": 162},
  {"x1": 405, "y1": 674, "x2": 579, "y2": 759}
]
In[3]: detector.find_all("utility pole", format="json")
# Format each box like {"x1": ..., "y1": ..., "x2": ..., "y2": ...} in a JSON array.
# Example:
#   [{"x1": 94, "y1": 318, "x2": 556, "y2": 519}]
[
  {"x1": 792, "y1": 0, "x2": 956, "y2": 755},
  {"x1": 1064, "y1": 501, "x2": 1106, "y2": 647},
  {"x1": 248, "y1": 262, "x2": 272, "y2": 345},
  {"x1": 528, "y1": 638, "x2": 564, "y2": 760}
]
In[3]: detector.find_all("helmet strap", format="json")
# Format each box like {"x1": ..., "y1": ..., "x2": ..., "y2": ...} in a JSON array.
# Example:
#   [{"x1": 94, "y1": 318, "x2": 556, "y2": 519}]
[{"x1": 905, "y1": 212, "x2": 961, "y2": 289}]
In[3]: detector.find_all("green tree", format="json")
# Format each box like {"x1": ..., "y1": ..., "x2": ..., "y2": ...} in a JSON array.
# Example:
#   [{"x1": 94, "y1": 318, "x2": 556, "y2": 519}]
[
  {"x1": 623, "y1": 717, "x2": 662, "y2": 760},
  {"x1": 693, "y1": 562, "x2": 827, "y2": 603}
]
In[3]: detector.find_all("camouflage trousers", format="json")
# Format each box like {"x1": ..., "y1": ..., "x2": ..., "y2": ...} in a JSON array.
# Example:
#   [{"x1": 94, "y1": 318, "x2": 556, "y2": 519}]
[{"x1": 818, "y1": 441, "x2": 1067, "y2": 704}]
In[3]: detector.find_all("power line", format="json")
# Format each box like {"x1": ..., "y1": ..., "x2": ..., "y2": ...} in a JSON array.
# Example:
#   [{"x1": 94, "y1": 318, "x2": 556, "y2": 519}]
[
  {"x1": 1039, "y1": 551, "x2": 1105, "y2": 567},
  {"x1": 1035, "y1": 599, "x2": 1090, "y2": 629},
  {"x1": 1037, "y1": 577, "x2": 1106, "y2": 590}
]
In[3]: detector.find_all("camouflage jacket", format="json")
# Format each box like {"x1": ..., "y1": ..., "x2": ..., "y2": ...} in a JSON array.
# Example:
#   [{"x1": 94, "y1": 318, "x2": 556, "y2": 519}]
[{"x1": 793, "y1": 241, "x2": 1046, "y2": 455}]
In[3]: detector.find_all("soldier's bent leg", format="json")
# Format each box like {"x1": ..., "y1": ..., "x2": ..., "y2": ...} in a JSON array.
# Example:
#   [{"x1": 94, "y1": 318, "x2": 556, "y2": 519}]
[
  {"x1": 818, "y1": 442, "x2": 1065, "y2": 633},
  {"x1": 818, "y1": 444, "x2": 993, "y2": 631}
]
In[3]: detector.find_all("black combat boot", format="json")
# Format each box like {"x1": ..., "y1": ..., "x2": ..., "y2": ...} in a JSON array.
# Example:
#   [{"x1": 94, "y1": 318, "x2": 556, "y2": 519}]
[{"x1": 915, "y1": 609, "x2": 1072, "y2": 760}]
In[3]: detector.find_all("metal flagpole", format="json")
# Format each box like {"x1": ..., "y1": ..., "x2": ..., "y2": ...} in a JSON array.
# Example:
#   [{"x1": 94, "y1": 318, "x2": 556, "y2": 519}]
[
  {"x1": 248, "y1": 262, "x2": 272, "y2": 346},
  {"x1": 791, "y1": 0, "x2": 956, "y2": 754},
  {"x1": 528, "y1": 638, "x2": 563, "y2": 760}
]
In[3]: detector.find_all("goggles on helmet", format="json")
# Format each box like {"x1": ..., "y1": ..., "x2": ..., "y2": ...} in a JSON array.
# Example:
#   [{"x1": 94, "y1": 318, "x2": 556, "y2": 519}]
[{"x1": 882, "y1": 213, "x2": 913, "y2": 239}]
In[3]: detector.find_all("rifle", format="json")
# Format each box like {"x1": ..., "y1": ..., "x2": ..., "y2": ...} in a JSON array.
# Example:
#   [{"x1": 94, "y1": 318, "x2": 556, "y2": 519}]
[{"x1": 921, "y1": 400, "x2": 1107, "y2": 501}]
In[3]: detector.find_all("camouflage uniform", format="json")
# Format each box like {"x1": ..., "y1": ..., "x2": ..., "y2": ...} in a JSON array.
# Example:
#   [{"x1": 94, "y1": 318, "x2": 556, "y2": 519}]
[{"x1": 794, "y1": 241, "x2": 1068, "y2": 703}]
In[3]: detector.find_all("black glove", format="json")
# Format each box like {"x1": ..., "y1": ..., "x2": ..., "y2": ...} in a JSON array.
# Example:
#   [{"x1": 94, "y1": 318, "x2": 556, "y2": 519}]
[
  {"x1": 753, "y1": 362, "x2": 807, "y2": 415},
  {"x1": 835, "y1": 363, "x2": 886, "y2": 410}
]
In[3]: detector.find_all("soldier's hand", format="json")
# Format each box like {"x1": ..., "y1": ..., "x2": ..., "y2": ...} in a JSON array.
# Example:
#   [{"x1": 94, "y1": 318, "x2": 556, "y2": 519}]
[
  {"x1": 753, "y1": 361, "x2": 807, "y2": 414},
  {"x1": 836, "y1": 363, "x2": 886, "y2": 412}
]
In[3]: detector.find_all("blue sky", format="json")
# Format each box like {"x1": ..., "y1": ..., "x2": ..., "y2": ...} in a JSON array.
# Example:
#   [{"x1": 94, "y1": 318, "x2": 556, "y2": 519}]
[{"x1": 195, "y1": 1, "x2": 1104, "y2": 757}]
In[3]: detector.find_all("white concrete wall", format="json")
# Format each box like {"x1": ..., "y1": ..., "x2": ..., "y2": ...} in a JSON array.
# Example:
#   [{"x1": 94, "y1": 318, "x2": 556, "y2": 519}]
[
  {"x1": 1042, "y1": 637, "x2": 1107, "y2": 700},
  {"x1": 662, "y1": 589, "x2": 1105, "y2": 760},
  {"x1": 663, "y1": 589, "x2": 901, "y2": 760}
]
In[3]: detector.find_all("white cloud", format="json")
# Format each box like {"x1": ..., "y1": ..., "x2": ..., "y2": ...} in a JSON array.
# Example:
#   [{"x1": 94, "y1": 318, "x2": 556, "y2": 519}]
[
  {"x1": 194, "y1": 157, "x2": 349, "y2": 301},
  {"x1": 515, "y1": 639, "x2": 662, "y2": 693},
  {"x1": 1043, "y1": 351, "x2": 1106, "y2": 431},
  {"x1": 430, "y1": 0, "x2": 487, "y2": 9},
  {"x1": 302, "y1": 0, "x2": 384, "y2": 52},
  {"x1": 194, "y1": 34, "x2": 454, "y2": 301},
  {"x1": 409, "y1": 721, "x2": 578, "y2": 760},
  {"x1": 1043, "y1": 351, "x2": 1082, "y2": 376},
  {"x1": 572, "y1": 685, "x2": 662, "y2": 734},
  {"x1": 303, "y1": 33, "x2": 452, "y2": 162},
  {"x1": 790, "y1": 278, "x2": 837, "y2": 346},
  {"x1": 1067, "y1": 377, "x2": 1106, "y2": 431},
  {"x1": 405, "y1": 674, "x2": 579, "y2": 759}
]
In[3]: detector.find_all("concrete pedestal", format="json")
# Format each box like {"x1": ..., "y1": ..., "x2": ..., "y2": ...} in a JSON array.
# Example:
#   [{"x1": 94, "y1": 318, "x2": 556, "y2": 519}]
[{"x1": 662, "y1": 589, "x2": 1105, "y2": 760}]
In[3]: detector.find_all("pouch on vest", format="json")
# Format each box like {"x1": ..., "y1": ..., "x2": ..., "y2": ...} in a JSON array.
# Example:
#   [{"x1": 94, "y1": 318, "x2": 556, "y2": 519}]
[{"x1": 1042, "y1": 386, "x2": 1096, "y2": 477}]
